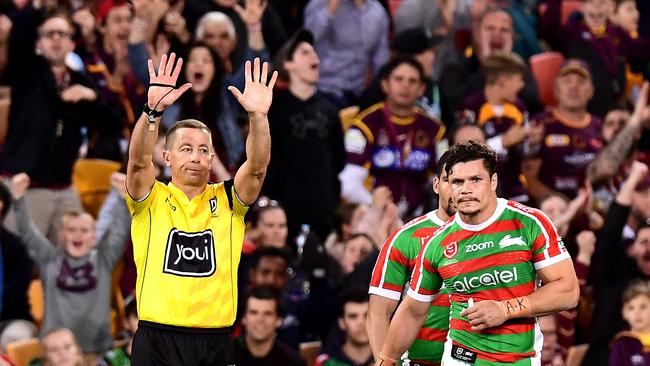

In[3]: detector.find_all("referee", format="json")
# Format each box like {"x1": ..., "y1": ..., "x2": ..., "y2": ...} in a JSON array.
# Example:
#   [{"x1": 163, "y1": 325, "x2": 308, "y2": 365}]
[{"x1": 125, "y1": 53, "x2": 277, "y2": 365}]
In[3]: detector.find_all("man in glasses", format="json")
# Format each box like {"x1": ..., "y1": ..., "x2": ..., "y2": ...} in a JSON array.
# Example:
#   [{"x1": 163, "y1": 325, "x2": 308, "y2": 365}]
[{"x1": 0, "y1": 9, "x2": 110, "y2": 243}]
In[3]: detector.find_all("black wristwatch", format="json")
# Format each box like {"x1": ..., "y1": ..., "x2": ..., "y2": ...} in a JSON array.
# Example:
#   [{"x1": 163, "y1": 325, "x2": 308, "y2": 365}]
[{"x1": 143, "y1": 104, "x2": 164, "y2": 123}]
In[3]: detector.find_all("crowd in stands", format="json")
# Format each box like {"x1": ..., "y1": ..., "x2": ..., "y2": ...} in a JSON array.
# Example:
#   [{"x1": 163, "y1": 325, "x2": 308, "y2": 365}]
[{"x1": 0, "y1": 0, "x2": 649, "y2": 365}]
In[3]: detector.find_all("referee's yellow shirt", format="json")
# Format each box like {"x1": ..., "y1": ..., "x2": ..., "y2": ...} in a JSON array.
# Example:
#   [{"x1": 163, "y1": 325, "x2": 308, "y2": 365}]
[{"x1": 126, "y1": 179, "x2": 247, "y2": 328}]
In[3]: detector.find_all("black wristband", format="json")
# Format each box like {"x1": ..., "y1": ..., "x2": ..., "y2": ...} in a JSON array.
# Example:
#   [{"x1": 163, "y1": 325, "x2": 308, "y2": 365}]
[{"x1": 143, "y1": 103, "x2": 164, "y2": 122}]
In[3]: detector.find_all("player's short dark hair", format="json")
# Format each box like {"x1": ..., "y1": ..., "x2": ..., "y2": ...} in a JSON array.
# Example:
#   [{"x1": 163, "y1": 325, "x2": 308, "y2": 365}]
[
  {"x1": 338, "y1": 285, "x2": 369, "y2": 317},
  {"x1": 444, "y1": 140, "x2": 497, "y2": 177},
  {"x1": 250, "y1": 247, "x2": 292, "y2": 270},
  {"x1": 0, "y1": 181, "x2": 11, "y2": 221},
  {"x1": 165, "y1": 119, "x2": 212, "y2": 149},
  {"x1": 380, "y1": 56, "x2": 426, "y2": 83},
  {"x1": 482, "y1": 52, "x2": 526, "y2": 85},
  {"x1": 245, "y1": 285, "x2": 284, "y2": 317},
  {"x1": 436, "y1": 151, "x2": 450, "y2": 178}
]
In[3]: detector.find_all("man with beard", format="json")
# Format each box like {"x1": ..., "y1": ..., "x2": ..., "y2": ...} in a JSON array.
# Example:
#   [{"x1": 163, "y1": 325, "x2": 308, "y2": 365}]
[
  {"x1": 374, "y1": 141, "x2": 578, "y2": 366},
  {"x1": 367, "y1": 151, "x2": 454, "y2": 366}
]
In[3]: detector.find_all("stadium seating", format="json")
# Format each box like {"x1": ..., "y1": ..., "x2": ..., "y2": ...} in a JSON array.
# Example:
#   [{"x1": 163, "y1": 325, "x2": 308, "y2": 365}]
[
  {"x1": 72, "y1": 158, "x2": 121, "y2": 218},
  {"x1": 530, "y1": 52, "x2": 565, "y2": 107},
  {"x1": 6, "y1": 338, "x2": 42, "y2": 366}
]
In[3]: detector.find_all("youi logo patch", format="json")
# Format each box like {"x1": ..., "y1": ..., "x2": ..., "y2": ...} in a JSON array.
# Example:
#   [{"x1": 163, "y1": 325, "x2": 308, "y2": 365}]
[{"x1": 163, "y1": 229, "x2": 216, "y2": 277}]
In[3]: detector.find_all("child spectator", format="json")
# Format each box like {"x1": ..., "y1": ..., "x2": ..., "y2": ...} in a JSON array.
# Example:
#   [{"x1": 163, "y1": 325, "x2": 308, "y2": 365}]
[
  {"x1": 9, "y1": 173, "x2": 131, "y2": 353},
  {"x1": 457, "y1": 51, "x2": 543, "y2": 202},
  {"x1": 610, "y1": 280, "x2": 650, "y2": 365},
  {"x1": 34, "y1": 328, "x2": 84, "y2": 366}
]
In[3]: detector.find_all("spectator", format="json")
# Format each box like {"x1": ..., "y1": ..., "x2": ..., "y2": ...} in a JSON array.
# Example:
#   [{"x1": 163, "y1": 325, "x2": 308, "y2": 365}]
[
  {"x1": 1, "y1": 8, "x2": 109, "y2": 242},
  {"x1": 38, "y1": 328, "x2": 84, "y2": 366},
  {"x1": 315, "y1": 287, "x2": 373, "y2": 366},
  {"x1": 324, "y1": 203, "x2": 364, "y2": 264},
  {"x1": 263, "y1": 29, "x2": 345, "y2": 242},
  {"x1": 0, "y1": 181, "x2": 33, "y2": 322},
  {"x1": 438, "y1": 6, "x2": 542, "y2": 128},
  {"x1": 304, "y1": 0, "x2": 390, "y2": 107},
  {"x1": 340, "y1": 56, "x2": 444, "y2": 218},
  {"x1": 160, "y1": 42, "x2": 245, "y2": 169},
  {"x1": 450, "y1": 122, "x2": 487, "y2": 145},
  {"x1": 583, "y1": 161, "x2": 649, "y2": 365},
  {"x1": 245, "y1": 198, "x2": 289, "y2": 248},
  {"x1": 9, "y1": 173, "x2": 131, "y2": 353},
  {"x1": 525, "y1": 60, "x2": 603, "y2": 202},
  {"x1": 234, "y1": 286, "x2": 307, "y2": 366},
  {"x1": 587, "y1": 83, "x2": 650, "y2": 202},
  {"x1": 0, "y1": 320, "x2": 37, "y2": 353},
  {"x1": 102, "y1": 299, "x2": 137, "y2": 365},
  {"x1": 392, "y1": 0, "x2": 472, "y2": 80},
  {"x1": 609, "y1": 280, "x2": 650, "y2": 365},
  {"x1": 195, "y1": 8, "x2": 269, "y2": 77},
  {"x1": 340, "y1": 233, "x2": 374, "y2": 276},
  {"x1": 610, "y1": 0, "x2": 644, "y2": 100},
  {"x1": 84, "y1": 0, "x2": 143, "y2": 161},
  {"x1": 539, "y1": 315, "x2": 565, "y2": 366},
  {"x1": 245, "y1": 246, "x2": 337, "y2": 348},
  {"x1": 184, "y1": 0, "x2": 287, "y2": 69},
  {"x1": 359, "y1": 27, "x2": 444, "y2": 120},
  {"x1": 541, "y1": 0, "x2": 650, "y2": 117},
  {"x1": 457, "y1": 51, "x2": 542, "y2": 202}
]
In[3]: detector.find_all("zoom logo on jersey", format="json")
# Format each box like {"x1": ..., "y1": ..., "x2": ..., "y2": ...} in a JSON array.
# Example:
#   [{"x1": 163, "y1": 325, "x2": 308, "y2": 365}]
[
  {"x1": 163, "y1": 229, "x2": 216, "y2": 277},
  {"x1": 453, "y1": 267, "x2": 519, "y2": 292},
  {"x1": 465, "y1": 241, "x2": 494, "y2": 253}
]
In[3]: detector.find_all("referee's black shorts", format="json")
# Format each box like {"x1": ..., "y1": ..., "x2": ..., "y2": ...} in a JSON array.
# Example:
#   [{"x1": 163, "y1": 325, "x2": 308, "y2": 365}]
[{"x1": 131, "y1": 321, "x2": 234, "y2": 366}]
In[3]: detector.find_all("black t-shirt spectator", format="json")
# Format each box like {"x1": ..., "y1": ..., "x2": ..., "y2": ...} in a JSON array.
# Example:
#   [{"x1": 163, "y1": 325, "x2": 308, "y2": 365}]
[{"x1": 233, "y1": 337, "x2": 307, "y2": 366}]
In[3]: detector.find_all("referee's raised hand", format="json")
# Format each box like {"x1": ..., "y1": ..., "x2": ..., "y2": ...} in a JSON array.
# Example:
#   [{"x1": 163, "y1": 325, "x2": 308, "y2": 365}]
[
  {"x1": 147, "y1": 52, "x2": 192, "y2": 112},
  {"x1": 228, "y1": 57, "x2": 278, "y2": 116}
]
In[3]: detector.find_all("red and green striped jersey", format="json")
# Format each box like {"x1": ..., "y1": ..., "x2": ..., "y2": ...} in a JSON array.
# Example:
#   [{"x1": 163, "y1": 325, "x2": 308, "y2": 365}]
[
  {"x1": 408, "y1": 199, "x2": 570, "y2": 365},
  {"x1": 370, "y1": 210, "x2": 450, "y2": 365}
]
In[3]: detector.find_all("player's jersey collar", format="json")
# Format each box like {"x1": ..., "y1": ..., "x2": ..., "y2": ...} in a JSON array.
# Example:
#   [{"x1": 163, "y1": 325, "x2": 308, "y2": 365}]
[
  {"x1": 454, "y1": 198, "x2": 507, "y2": 232},
  {"x1": 426, "y1": 210, "x2": 446, "y2": 226}
]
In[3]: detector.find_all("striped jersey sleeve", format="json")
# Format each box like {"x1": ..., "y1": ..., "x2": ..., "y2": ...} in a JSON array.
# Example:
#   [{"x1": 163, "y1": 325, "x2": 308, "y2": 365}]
[
  {"x1": 506, "y1": 201, "x2": 570, "y2": 270},
  {"x1": 407, "y1": 225, "x2": 450, "y2": 303},
  {"x1": 369, "y1": 215, "x2": 434, "y2": 300}
]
